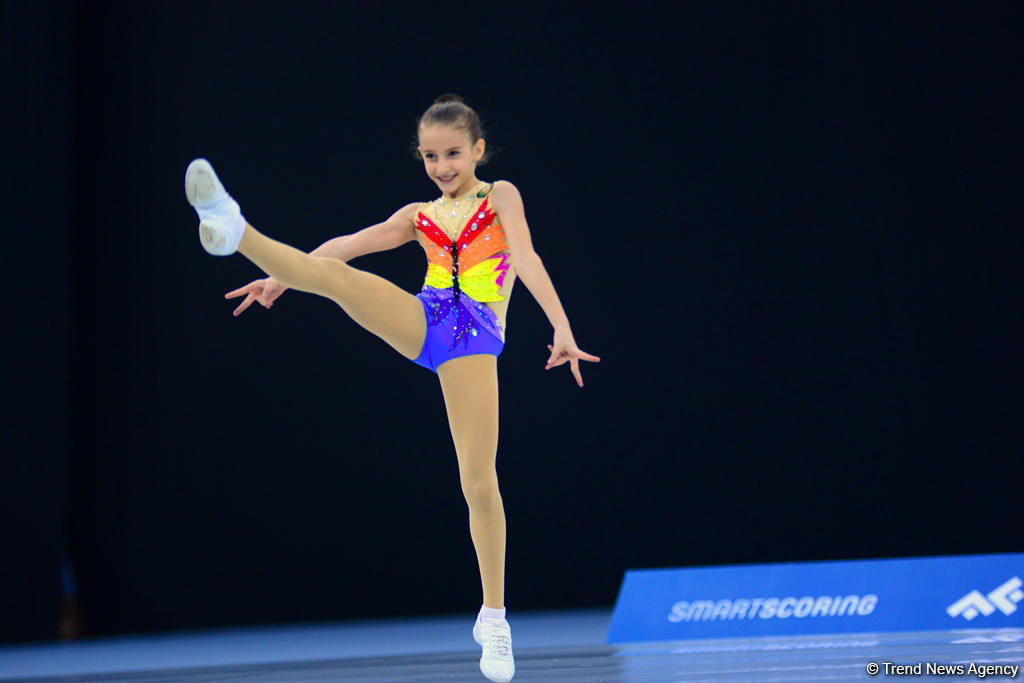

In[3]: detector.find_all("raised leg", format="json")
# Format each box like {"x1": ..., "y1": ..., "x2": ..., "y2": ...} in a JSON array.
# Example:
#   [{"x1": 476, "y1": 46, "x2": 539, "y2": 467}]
[
  {"x1": 436, "y1": 353, "x2": 505, "y2": 608},
  {"x1": 237, "y1": 223, "x2": 427, "y2": 360}
]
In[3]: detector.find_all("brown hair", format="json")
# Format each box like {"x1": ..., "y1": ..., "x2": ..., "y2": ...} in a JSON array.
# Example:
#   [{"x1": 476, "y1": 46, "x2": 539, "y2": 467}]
[{"x1": 412, "y1": 94, "x2": 495, "y2": 166}]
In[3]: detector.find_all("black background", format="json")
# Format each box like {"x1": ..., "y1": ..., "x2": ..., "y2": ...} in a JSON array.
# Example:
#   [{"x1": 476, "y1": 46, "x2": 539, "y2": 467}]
[{"x1": 3, "y1": 1, "x2": 1021, "y2": 643}]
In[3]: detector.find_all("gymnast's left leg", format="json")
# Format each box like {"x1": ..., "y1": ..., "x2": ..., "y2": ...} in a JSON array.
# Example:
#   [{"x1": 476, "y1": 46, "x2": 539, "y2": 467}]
[
  {"x1": 437, "y1": 354, "x2": 514, "y2": 683},
  {"x1": 184, "y1": 158, "x2": 426, "y2": 359}
]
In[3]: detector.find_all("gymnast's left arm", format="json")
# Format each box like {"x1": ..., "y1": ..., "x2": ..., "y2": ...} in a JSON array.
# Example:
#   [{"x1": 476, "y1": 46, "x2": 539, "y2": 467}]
[{"x1": 490, "y1": 180, "x2": 601, "y2": 387}]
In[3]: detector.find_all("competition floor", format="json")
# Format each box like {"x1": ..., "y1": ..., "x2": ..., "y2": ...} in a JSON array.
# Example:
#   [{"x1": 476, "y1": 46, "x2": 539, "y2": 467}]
[{"x1": 1, "y1": 609, "x2": 1021, "y2": 681}]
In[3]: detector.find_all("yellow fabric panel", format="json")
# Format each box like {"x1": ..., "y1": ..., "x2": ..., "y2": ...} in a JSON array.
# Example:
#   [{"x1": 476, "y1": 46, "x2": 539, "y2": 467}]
[
  {"x1": 423, "y1": 258, "x2": 505, "y2": 302},
  {"x1": 458, "y1": 258, "x2": 505, "y2": 302}
]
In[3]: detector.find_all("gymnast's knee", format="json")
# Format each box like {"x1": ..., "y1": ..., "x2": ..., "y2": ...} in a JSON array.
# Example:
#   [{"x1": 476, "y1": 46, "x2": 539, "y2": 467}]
[
  {"x1": 310, "y1": 255, "x2": 351, "y2": 292},
  {"x1": 461, "y1": 474, "x2": 501, "y2": 509}
]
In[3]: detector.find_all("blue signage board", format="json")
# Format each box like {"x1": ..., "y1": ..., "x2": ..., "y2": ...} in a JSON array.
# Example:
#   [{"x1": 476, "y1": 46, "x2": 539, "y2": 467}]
[{"x1": 607, "y1": 553, "x2": 1023, "y2": 642}]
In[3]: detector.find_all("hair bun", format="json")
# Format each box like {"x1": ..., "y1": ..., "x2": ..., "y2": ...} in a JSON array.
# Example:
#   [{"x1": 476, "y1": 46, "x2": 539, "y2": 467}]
[{"x1": 434, "y1": 93, "x2": 464, "y2": 105}]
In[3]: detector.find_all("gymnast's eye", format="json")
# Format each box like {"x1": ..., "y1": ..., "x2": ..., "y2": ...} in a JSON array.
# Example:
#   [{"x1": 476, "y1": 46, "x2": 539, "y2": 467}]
[
  {"x1": 424, "y1": 153, "x2": 435, "y2": 161},
  {"x1": 448, "y1": 150, "x2": 460, "y2": 157}
]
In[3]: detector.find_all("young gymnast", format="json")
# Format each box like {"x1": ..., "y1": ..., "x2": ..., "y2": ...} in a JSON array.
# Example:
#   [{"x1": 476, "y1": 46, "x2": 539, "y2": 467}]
[{"x1": 184, "y1": 94, "x2": 599, "y2": 682}]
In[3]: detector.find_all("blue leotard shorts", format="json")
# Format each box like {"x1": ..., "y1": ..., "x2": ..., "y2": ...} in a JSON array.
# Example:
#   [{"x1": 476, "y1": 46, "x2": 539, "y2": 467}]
[{"x1": 411, "y1": 285, "x2": 504, "y2": 373}]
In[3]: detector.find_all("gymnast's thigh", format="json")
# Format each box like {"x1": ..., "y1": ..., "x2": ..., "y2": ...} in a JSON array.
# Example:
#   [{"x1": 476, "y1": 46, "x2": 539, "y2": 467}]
[
  {"x1": 436, "y1": 354, "x2": 500, "y2": 465},
  {"x1": 319, "y1": 259, "x2": 428, "y2": 361}
]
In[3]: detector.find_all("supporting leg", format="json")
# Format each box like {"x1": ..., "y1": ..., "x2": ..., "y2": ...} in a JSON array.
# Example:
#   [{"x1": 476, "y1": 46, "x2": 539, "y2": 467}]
[{"x1": 437, "y1": 354, "x2": 505, "y2": 608}]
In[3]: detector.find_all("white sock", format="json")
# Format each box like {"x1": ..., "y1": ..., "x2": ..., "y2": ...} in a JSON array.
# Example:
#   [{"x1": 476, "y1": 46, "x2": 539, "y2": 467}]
[
  {"x1": 198, "y1": 195, "x2": 247, "y2": 253},
  {"x1": 479, "y1": 605, "x2": 506, "y2": 622}
]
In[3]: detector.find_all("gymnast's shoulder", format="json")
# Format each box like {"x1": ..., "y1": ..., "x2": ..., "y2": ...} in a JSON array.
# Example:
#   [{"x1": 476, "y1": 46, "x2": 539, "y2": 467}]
[
  {"x1": 488, "y1": 180, "x2": 525, "y2": 218},
  {"x1": 389, "y1": 202, "x2": 425, "y2": 225},
  {"x1": 488, "y1": 181, "x2": 537, "y2": 260}
]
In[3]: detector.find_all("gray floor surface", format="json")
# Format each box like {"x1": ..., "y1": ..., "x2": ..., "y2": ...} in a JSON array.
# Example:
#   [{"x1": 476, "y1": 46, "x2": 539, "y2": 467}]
[{"x1": 1, "y1": 610, "x2": 1021, "y2": 682}]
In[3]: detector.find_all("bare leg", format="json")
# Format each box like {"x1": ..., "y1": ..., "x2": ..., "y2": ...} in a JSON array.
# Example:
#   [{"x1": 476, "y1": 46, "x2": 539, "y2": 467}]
[
  {"x1": 237, "y1": 223, "x2": 426, "y2": 359},
  {"x1": 437, "y1": 354, "x2": 506, "y2": 608}
]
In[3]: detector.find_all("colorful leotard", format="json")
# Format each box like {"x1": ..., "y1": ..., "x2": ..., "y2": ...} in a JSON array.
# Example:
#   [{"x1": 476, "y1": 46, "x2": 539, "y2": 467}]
[{"x1": 411, "y1": 183, "x2": 512, "y2": 373}]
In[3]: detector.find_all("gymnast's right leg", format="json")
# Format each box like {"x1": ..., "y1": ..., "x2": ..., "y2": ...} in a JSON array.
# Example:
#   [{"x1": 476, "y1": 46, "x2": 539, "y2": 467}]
[{"x1": 185, "y1": 158, "x2": 426, "y2": 360}]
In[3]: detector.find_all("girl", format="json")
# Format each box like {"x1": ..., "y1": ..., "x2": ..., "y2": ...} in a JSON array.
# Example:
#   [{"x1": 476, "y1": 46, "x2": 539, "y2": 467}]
[{"x1": 184, "y1": 94, "x2": 599, "y2": 683}]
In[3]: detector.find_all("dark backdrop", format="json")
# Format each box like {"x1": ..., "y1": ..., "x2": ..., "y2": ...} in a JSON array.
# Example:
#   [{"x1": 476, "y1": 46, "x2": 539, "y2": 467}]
[{"x1": 3, "y1": 1, "x2": 1021, "y2": 642}]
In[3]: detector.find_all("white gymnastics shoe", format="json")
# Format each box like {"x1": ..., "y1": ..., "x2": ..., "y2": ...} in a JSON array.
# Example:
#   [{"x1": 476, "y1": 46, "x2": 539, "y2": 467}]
[
  {"x1": 184, "y1": 158, "x2": 247, "y2": 256},
  {"x1": 473, "y1": 616, "x2": 515, "y2": 682}
]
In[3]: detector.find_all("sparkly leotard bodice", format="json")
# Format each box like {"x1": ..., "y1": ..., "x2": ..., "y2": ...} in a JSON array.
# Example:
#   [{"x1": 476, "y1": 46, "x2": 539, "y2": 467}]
[{"x1": 414, "y1": 181, "x2": 516, "y2": 345}]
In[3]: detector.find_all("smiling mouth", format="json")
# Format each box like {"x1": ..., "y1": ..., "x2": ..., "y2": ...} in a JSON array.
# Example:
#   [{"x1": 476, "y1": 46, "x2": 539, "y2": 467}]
[{"x1": 438, "y1": 175, "x2": 456, "y2": 183}]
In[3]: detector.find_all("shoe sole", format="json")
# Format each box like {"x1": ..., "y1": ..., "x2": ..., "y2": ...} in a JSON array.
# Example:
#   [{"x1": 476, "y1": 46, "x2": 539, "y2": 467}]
[
  {"x1": 185, "y1": 158, "x2": 221, "y2": 209},
  {"x1": 186, "y1": 158, "x2": 238, "y2": 255},
  {"x1": 199, "y1": 218, "x2": 230, "y2": 254},
  {"x1": 480, "y1": 661, "x2": 515, "y2": 683}
]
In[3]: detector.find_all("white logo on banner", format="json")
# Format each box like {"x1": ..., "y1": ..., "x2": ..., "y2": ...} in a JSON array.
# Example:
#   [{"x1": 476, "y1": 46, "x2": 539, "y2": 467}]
[
  {"x1": 666, "y1": 594, "x2": 878, "y2": 622},
  {"x1": 946, "y1": 577, "x2": 1023, "y2": 621}
]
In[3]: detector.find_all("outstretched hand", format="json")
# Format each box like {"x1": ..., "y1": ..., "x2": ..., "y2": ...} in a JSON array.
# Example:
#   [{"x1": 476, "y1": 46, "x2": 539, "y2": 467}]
[
  {"x1": 545, "y1": 327, "x2": 600, "y2": 387},
  {"x1": 224, "y1": 278, "x2": 287, "y2": 317}
]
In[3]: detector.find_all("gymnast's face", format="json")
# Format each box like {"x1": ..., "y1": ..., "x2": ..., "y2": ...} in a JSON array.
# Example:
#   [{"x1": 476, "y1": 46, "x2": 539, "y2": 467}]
[{"x1": 417, "y1": 125, "x2": 485, "y2": 199}]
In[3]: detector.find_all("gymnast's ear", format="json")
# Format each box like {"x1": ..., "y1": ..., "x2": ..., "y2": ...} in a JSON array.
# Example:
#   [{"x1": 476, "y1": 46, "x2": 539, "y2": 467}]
[{"x1": 473, "y1": 137, "x2": 486, "y2": 162}]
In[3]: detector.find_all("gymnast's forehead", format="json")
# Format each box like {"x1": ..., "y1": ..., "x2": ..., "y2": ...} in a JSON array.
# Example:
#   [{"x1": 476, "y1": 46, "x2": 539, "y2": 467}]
[{"x1": 418, "y1": 124, "x2": 475, "y2": 150}]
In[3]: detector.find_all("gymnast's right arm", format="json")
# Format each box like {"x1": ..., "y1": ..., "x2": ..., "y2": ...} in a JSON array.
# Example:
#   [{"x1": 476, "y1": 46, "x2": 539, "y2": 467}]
[
  {"x1": 224, "y1": 203, "x2": 420, "y2": 317},
  {"x1": 309, "y1": 202, "x2": 419, "y2": 261}
]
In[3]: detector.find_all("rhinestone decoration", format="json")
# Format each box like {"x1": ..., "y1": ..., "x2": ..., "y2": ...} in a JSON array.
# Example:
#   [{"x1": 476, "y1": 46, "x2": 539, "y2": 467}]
[
  {"x1": 428, "y1": 181, "x2": 489, "y2": 241},
  {"x1": 418, "y1": 285, "x2": 502, "y2": 352},
  {"x1": 413, "y1": 188, "x2": 511, "y2": 352}
]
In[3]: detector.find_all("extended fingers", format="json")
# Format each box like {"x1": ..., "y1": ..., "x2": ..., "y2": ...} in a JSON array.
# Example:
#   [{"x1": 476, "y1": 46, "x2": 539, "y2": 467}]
[
  {"x1": 544, "y1": 343, "x2": 594, "y2": 386},
  {"x1": 564, "y1": 345, "x2": 600, "y2": 363},
  {"x1": 545, "y1": 344, "x2": 568, "y2": 369},
  {"x1": 232, "y1": 293, "x2": 256, "y2": 316},
  {"x1": 225, "y1": 285, "x2": 253, "y2": 299}
]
